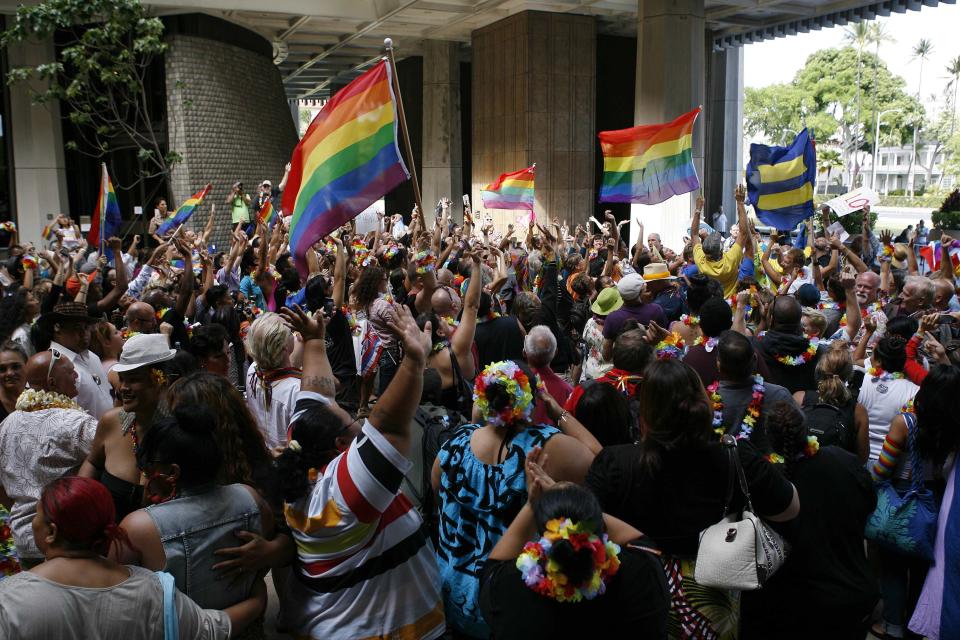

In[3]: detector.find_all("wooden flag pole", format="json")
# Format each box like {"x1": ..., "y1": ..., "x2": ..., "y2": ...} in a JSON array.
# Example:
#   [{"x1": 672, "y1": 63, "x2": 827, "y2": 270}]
[{"x1": 383, "y1": 38, "x2": 423, "y2": 219}]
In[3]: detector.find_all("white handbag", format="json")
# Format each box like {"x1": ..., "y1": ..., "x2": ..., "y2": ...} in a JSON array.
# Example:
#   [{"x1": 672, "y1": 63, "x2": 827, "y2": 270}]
[{"x1": 694, "y1": 435, "x2": 790, "y2": 590}]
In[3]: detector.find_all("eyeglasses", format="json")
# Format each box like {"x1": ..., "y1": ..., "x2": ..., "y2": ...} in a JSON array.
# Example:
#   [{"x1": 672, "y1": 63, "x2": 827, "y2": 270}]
[{"x1": 47, "y1": 349, "x2": 62, "y2": 381}]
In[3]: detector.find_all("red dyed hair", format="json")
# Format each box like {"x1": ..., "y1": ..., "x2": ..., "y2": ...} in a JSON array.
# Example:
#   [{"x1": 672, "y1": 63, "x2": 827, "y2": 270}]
[{"x1": 40, "y1": 477, "x2": 133, "y2": 556}]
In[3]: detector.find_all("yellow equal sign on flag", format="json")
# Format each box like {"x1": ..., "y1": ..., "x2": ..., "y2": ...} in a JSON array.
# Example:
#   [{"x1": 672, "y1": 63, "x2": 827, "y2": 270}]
[{"x1": 746, "y1": 128, "x2": 816, "y2": 230}]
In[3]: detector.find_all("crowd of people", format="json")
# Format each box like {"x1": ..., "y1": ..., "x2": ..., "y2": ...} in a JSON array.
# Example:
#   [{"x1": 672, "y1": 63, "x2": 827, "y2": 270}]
[{"x1": 0, "y1": 179, "x2": 957, "y2": 640}]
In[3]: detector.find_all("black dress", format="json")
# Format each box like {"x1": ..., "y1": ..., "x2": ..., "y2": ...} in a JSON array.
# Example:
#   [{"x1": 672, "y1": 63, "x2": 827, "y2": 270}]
[{"x1": 480, "y1": 542, "x2": 670, "y2": 639}]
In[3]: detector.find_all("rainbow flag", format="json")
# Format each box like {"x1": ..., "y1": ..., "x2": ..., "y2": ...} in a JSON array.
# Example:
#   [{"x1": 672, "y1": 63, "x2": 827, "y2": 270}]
[
  {"x1": 598, "y1": 107, "x2": 701, "y2": 205},
  {"x1": 87, "y1": 163, "x2": 122, "y2": 246},
  {"x1": 158, "y1": 183, "x2": 212, "y2": 235},
  {"x1": 481, "y1": 165, "x2": 535, "y2": 211},
  {"x1": 257, "y1": 199, "x2": 277, "y2": 227},
  {"x1": 282, "y1": 60, "x2": 410, "y2": 277},
  {"x1": 41, "y1": 224, "x2": 55, "y2": 241}
]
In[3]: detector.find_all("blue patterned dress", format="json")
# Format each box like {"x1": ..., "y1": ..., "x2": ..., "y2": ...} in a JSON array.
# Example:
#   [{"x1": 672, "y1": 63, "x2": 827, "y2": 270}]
[{"x1": 436, "y1": 422, "x2": 559, "y2": 638}]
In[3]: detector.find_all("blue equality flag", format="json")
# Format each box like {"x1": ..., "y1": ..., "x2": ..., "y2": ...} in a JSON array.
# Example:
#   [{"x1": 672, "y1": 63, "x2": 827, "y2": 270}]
[{"x1": 746, "y1": 128, "x2": 817, "y2": 231}]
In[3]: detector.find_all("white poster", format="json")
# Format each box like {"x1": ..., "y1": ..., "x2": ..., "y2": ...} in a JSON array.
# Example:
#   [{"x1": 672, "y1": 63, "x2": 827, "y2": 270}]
[
  {"x1": 353, "y1": 200, "x2": 384, "y2": 235},
  {"x1": 823, "y1": 187, "x2": 880, "y2": 217}
]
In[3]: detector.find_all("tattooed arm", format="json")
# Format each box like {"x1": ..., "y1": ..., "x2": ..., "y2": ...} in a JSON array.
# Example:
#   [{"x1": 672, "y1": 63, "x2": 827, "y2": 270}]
[{"x1": 279, "y1": 305, "x2": 337, "y2": 399}]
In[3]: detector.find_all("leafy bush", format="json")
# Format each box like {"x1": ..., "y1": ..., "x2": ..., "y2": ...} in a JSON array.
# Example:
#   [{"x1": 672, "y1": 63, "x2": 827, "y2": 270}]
[{"x1": 933, "y1": 189, "x2": 960, "y2": 229}]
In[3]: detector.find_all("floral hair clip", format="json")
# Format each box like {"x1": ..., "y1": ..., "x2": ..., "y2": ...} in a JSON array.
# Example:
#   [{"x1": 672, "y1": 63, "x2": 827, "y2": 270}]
[
  {"x1": 654, "y1": 332, "x2": 686, "y2": 360},
  {"x1": 516, "y1": 517, "x2": 621, "y2": 603},
  {"x1": 473, "y1": 360, "x2": 537, "y2": 427}
]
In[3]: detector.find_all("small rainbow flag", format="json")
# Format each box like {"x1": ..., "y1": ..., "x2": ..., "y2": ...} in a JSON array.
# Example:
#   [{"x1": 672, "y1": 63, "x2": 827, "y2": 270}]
[
  {"x1": 282, "y1": 60, "x2": 410, "y2": 277},
  {"x1": 257, "y1": 199, "x2": 277, "y2": 227},
  {"x1": 599, "y1": 107, "x2": 701, "y2": 205},
  {"x1": 41, "y1": 224, "x2": 55, "y2": 241},
  {"x1": 87, "y1": 163, "x2": 122, "y2": 246},
  {"x1": 481, "y1": 165, "x2": 535, "y2": 211},
  {"x1": 158, "y1": 183, "x2": 212, "y2": 235}
]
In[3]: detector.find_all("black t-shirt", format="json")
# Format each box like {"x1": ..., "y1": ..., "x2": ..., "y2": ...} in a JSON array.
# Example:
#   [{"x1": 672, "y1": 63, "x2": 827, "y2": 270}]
[
  {"x1": 479, "y1": 544, "x2": 669, "y2": 639},
  {"x1": 324, "y1": 308, "x2": 356, "y2": 382},
  {"x1": 474, "y1": 316, "x2": 525, "y2": 372},
  {"x1": 754, "y1": 332, "x2": 824, "y2": 393},
  {"x1": 682, "y1": 343, "x2": 771, "y2": 388},
  {"x1": 740, "y1": 447, "x2": 878, "y2": 635},
  {"x1": 586, "y1": 440, "x2": 794, "y2": 557}
]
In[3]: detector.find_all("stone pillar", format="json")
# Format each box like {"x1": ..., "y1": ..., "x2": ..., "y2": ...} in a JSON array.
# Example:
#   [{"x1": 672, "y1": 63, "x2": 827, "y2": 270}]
[
  {"x1": 632, "y1": 0, "x2": 705, "y2": 252},
  {"x1": 705, "y1": 45, "x2": 743, "y2": 231},
  {"x1": 7, "y1": 37, "x2": 70, "y2": 244},
  {"x1": 422, "y1": 40, "x2": 463, "y2": 221},
  {"x1": 472, "y1": 11, "x2": 595, "y2": 228}
]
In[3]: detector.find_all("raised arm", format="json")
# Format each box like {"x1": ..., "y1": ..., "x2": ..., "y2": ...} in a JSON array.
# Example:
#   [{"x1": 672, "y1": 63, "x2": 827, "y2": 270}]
[
  {"x1": 840, "y1": 268, "x2": 861, "y2": 341},
  {"x1": 761, "y1": 230, "x2": 784, "y2": 285},
  {"x1": 451, "y1": 253, "x2": 481, "y2": 381},
  {"x1": 172, "y1": 238, "x2": 195, "y2": 317},
  {"x1": 734, "y1": 186, "x2": 749, "y2": 250},
  {"x1": 281, "y1": 305, "x2": 336, "y2": 399},
  {"x1": 94, "y1": 237, "x2": 129, "y2": 312},
  {"x1": 368, "y1": 305, "x2": 431, "y2": 455},
  {"x1": 331, "y1": 236, "x2": 347, "y2": 309},
  {"x1": 939, "y1": 234, "x2": 955, "y2": 280}
]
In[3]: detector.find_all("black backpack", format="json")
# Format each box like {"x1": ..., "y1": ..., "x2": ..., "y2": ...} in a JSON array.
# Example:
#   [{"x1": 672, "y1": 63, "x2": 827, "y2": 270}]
[
  {"x1": 400, "y1": 404, "x2": 464, "y2": 541},
  {"x1": 801, "y1": 393, "x2": 856, "y2": 454}
]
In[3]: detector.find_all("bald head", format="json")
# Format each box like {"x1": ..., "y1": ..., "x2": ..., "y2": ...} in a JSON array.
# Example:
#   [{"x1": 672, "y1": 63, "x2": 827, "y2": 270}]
[
  {"x1": 25, "y1": 350, "x2": 78, "y2": 398},
  {"x1": 855, "y1": 271, "x2": 881, "y2": 306},
  {"x1": 431, "y1": 286, "x2": 461, "y2": 319},
  {"x1": 771, "y1": 295, "x2": 802, "y2": 334},
  {"x1": 933, "y1": 278, "x2": 955, "y2": 311},
  {"x1": 125, "y1": 301, "x2": 157, "y2": 334},
  {"x1": 435, "y1": 268, "x2": 454, "y2": 287}
]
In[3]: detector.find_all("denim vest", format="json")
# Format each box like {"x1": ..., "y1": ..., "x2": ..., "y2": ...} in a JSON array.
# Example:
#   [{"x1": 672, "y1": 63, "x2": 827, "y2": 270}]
[{"x1": 145, "y1": 483, "x2": 262, "y2": 610}]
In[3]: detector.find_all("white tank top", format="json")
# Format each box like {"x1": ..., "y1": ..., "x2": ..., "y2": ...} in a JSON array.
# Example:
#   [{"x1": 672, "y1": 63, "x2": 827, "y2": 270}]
[{"x1": 858, "y1": 375, "x2": 919, "y2": 462}]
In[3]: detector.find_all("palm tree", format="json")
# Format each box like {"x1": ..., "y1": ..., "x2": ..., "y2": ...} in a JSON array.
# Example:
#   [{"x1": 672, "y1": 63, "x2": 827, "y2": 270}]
[
  {"x1": 907, "y1": 38, "x2": 934, "y2": 196},
  {"x1": 947, "y1": 55, "x2": 960, "y2": 137},
  {"x1": 818, "y1": 149, "x2": 844, "y2": 195},
  {"x1": 870, "y1": 22, "x2": 897, "y2": 171},
  {"x1": 844, "y1": 23, "x2": 871, "y2": 186}
]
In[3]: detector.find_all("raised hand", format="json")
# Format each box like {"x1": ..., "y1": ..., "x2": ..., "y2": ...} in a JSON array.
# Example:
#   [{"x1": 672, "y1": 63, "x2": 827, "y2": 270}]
[
  {"x1": 879, "y1": 229, "x2": 893, "y2": 246},
  {"x1": 696, "y1": 195, "x2": 705, "y2": 211},
  {"x1": 840, "y1": 268, "x2": 856, "y2": 290},
  {"x1": 735, "y1": 185, "x2": 746, "y2": 203},
  {"x1": 524, "y1": 446, "x2": 555, "y2": 504},
  {"x1": 385, "y1": 303, "x2": 430, "y2": 365},
  {"x1": 644, "y1": 320, "x2": 669, "y2": 345},
  {"x1": 279, "y1": 304, "x2": 324, "y2": 341}
]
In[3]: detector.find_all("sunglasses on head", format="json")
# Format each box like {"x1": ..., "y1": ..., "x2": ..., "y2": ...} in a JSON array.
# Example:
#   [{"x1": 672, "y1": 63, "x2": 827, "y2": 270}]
[{"x1": 46, "y1": 349, "x2": 62, "y2": 381}]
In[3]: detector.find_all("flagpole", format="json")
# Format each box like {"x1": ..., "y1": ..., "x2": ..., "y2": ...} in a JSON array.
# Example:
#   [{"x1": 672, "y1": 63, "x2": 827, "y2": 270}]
[
  {"x1": 99, "y1": 163, "x2": 107, "y2": 256},
  {"x1": 383, "y1": 38, "x2": 423, "y2": 219}
]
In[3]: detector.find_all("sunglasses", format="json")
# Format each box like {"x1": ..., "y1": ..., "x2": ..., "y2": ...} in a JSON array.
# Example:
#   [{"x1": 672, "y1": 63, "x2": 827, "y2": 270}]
[{"x1": 47, "y1": 349, "x2": 62, "y2": 381}]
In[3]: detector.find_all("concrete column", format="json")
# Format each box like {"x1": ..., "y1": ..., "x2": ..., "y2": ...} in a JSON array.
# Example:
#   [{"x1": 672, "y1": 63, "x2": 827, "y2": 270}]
[
  {"x1": 422, "y1": 40, "x2": 463, "y2": 220},
  {"x1": 7, "y1": 37, "x2": 69, "y2": 245},
  {"x1": 705, "y1": 45, "x2": 743, "y2": 230},
  {"x1": 472, "y1": 11, "x2": 595, "y2": 229},
  {"x1": 632, "y1": 0, "x2": 705, "y2": 252}
]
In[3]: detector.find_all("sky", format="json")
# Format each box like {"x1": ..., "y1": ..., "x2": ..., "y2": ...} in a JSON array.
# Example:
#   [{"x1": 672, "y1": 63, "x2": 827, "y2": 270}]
[{"x1": 743, "y1": 2, "x2": 960, "y2": 112}]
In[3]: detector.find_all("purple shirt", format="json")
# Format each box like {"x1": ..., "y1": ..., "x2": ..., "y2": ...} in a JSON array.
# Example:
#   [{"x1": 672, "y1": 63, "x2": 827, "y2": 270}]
[
  {"x1": 532, "y1": 365, "x2": 573, "y2": 426},
  {"x1": 602, "y1": 303, "x2": 668, "y2": 340}
]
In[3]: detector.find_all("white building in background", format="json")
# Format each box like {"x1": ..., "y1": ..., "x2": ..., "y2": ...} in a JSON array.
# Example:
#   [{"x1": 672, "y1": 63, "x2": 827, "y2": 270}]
[{"x1": 860, "y1": 143, "x2": 955, "y2": 194}]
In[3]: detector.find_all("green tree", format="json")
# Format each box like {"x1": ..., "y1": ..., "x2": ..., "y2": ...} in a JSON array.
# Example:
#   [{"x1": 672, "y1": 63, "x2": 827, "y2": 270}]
[
  {"x1": 1, "y1": 0, "x2": 179, "y2": 185},
  {"x1": 946, "y1": 55, "x2": 960, "y2": 137},
  {"x1": 868, "y1": 22, "x2": 896, "y2": 152},
  {"x1": 818, "y1": 148, "x2": 843, "y2": 194},
  {"x1": 744, "y1": 46, "x2": 923, "y2": 189},
  {"x1": 907, "y1": 38, "x2": 934, "y2": 195},
  {"x1": 844, "y1": 23, "x2": 872, "y2": 185}
]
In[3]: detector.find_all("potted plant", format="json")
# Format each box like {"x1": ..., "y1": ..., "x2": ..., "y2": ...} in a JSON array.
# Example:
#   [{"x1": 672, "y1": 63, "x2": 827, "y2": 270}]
[{"x1": 932, "y1": 189, "x2": 960, "y2": 237}]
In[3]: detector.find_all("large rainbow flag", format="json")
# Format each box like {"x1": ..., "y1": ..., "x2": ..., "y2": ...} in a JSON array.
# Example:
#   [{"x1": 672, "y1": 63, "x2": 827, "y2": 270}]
[
  {"x1": 158, "y1": 183, "x2": 212, "y2": 236},
  {"x1": 598, "y1": 107, "x2": 701, "y2": 205},
  {"x1": 87, "y1": 163, "x2": 122, "y2": 247},
  {"x1": 282, "y1": 59, "x2": 410, "y2": 276},
  {"x1": 481, "y1": 165, "x2": 535, "y2": 211}
]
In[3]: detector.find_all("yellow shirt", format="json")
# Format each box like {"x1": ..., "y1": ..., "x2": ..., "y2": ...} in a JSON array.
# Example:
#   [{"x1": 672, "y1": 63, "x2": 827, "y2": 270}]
[{"x1": 693, "y1": 242, "x2": 743, "y2": 298}]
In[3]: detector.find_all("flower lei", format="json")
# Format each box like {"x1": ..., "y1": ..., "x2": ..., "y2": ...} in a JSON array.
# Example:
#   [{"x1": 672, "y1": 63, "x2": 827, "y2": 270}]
[
  {"x1": 881, "y1": 243, "x2": 895, "y2": 260},
  {"x1": 15, "y1": 389, "x2": 83, "y2": 413},
  {"x1": 900, "y1": 399, "x2": 915, "y2": 415},
  {"x1": 654, "y1": 332, "x2": 686, "y2": 360},
  {"x1": 22, "y1": 254, "x2": 38, "y2": 270},
  {"x1": 868, "y1": 366, "x2": 905, "y2": 382},
  {"x1": 342, "y1": 306, "x2": 360, "y2": 336},
  {"x1": 707, "y1": 375, "x2": 765, "y2": 440},
  {"x1": 413, "y1": 250, "x2": 437, "y2": 275},
  {"x1": 765, "y1": 435, "x2": 820, "y2": 464},
  {"x1": 473, "y1": 360, "x2": 538, "y2": 427},
  {"x1": 680, "y1": 314, "x2": 699, "y2": 327},
  {"x1": 759, "y1": 332, "x2": 818, "y2": 366},
  {"x1": 728, "y1": 293, "x2": 753, "y2": 318},
  {"x1": 839, "y1": 301, "x2": 883, "y2": 329},
  {"x1": 694, "y1": 335, "x2": 720, "y2": 352},
  {"x1": 351, "y1": 240, "x2": 370, "y2": 266},
  {"x1": 516, "y1": 517, "x2": 621, "y2": 603}
]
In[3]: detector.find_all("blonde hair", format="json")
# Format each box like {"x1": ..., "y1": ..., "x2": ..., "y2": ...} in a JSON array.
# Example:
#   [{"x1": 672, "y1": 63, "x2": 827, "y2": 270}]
[
  {"x1": 244, "y1": 312, "x2": 292, "y2": 371},
  {"x1": 801, "y1": 308, "x2": 827, "y2": 339},
  {"x1": 816, "y1": 343, "x2": 852, "y2": 407}
]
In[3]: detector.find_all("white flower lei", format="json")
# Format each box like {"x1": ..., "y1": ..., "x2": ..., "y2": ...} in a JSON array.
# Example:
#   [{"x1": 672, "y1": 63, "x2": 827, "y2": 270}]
[{"x1": 15, "y1": 389, "x2": 83, "y2": 413}]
